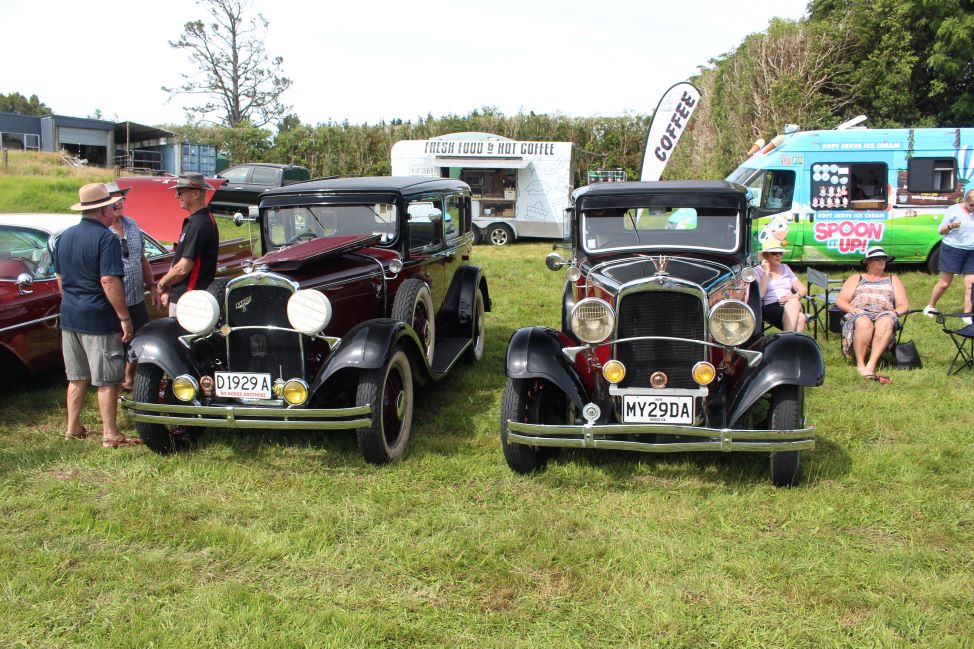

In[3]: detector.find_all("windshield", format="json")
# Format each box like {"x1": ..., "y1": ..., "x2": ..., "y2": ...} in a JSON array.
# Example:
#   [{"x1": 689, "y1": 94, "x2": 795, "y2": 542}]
[
  {"x1": 265, "y1": 203, "x2": 398, "y2": 248},
  {"x1": 727, "y1": 165, "x2": 761, "y2": 186},
  {"x1": 581, "y1": 205, "x2": 741, "y2": 253}
]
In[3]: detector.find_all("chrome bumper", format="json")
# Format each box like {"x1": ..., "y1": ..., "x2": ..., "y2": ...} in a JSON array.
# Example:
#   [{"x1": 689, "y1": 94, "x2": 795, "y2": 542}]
[
  {"x1": 120, "y1": 395, "x2": 371, "y2": 430},
  {"x1": 505, "y1": 421, "x2": 815, "y2": 453}
]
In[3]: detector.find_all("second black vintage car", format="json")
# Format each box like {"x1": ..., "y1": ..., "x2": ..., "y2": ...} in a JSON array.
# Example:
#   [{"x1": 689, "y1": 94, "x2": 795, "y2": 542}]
[
  {"x1": 122, "y1": 177, "x2": 489, "y2": 464},
  {"x1": 500, "y1": 180, "x2": 825, "y2": 486}
]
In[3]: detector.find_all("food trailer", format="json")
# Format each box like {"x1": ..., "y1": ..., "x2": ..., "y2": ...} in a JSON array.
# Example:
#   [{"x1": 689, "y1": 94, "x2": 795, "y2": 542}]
[{"x1": 391, "y1": 133, "x2": 573, "y2": 245}]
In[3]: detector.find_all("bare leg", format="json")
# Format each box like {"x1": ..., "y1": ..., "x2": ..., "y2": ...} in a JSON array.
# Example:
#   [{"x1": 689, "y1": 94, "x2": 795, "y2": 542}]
[
  {"x1": 66, "y1": 379, "x2": 89, "y2": 436},
  {"x1": 782, "y1": 299, "x2": 805, "y2": 333},
  {"x1": 864, "y1": 317, "x2": 895, "y2": 376},
  {"x1": 97, "y1": 384, "x2": 121, "y2": 440},
  {"x1": 123, "y1": 361, "x2": 136, "y2": 391},
  {"x1": 852, "y1": 318, "x2": 874, "y2": 376},
  {"x1": 928, "y1": 272, "x2": 954, "y2": 309},
  {"x1": 963, "y1": 274, "x2": 974, "y2": 314}
]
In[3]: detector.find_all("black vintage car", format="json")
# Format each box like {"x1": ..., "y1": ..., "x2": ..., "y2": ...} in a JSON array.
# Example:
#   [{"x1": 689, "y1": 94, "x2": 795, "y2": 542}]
[
  {"x1": 500, "y1": 180, "x2": 824, "y2": 486},
  {"x1": 122, "y1": 177, "x2": 490, "y2": 464}
]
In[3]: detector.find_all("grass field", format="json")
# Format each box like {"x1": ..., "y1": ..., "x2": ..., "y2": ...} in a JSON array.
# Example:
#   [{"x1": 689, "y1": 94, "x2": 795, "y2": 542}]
[{"x1": 1, "y1": 236, "x2": 972, "y2": 647}]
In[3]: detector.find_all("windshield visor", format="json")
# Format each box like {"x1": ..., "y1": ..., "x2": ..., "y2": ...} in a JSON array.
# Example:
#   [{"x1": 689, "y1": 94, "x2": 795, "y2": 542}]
[
  {"x1": 581, "y1": 202, "x2": 742, "y2": 254},
  {"x1": 265, "y1": 203, "x2": 398, "y2": 248}
]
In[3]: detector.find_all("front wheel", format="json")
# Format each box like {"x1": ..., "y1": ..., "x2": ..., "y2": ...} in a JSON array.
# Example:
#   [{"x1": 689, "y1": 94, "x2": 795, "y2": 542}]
[
  {"x1": 486, "y1": 224, "x2": 513, "y2": 246},
  {"x1": 132, "y1": 364, "x2": 201, "y2": 454},
  {"x1": 355, "y1": 347, "x2": 414, "y2": 464},
  {"x1": 500, "y1": 377, "x2": 562, "y2": 474},
  {"x1": 926, "y1": 245, "x2": 941, "y2": 274},
  {"x1": 768, "y1": 384, "x2": 803, "y2": 487}
]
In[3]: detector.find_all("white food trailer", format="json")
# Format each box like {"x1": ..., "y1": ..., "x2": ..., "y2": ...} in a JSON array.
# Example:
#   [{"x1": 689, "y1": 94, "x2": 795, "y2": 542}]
[{"x1": 391, "y1": 133, "x2": 573, "y2": 245}]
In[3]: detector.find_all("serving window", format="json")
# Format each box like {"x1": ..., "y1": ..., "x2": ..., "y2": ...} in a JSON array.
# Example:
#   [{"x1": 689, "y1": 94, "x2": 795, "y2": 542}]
[{"x1": 907, "y1": 157, "x2": 956, "y2": 193}]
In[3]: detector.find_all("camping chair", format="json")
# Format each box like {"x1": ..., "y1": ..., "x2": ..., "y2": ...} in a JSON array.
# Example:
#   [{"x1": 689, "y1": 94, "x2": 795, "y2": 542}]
[
  {"x1": 935, "y1": 311, "x2": 974, "y2": 374},
  {"x1": 805, "y1": 267, "x2": 843, "y2": 340}
]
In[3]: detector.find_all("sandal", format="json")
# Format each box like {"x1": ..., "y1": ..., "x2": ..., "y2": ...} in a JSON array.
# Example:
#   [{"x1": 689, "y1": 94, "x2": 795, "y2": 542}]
[
  {"x1": 102, "y1": 434, "x2": 142, "y2": 448},
  {"x1": 64, "y1": 426, "x2": 88, "y2": 440},
  {"x1": 864, "y1": 374, "x2": 891, "y2": 384}
]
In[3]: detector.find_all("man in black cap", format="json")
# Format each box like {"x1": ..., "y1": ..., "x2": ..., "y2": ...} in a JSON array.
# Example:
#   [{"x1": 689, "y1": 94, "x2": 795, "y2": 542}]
[{"x1": 156, "y1": 173, "x2": 219, "y2": 316}]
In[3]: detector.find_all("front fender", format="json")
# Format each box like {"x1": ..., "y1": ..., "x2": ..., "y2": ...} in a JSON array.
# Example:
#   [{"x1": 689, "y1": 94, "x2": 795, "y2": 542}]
[
  {"x1": 505, "y1": 326, "x2": 587, "y2": 411},
  {"x1": 728, "y1": 332, "x2": 825, "y2": 426},
  {"x1": 310, "y1": 318, "x2": 424, "y2": 394},
  {"x1": 128, "y1": 317, "x2": 197, "y2": 378}
]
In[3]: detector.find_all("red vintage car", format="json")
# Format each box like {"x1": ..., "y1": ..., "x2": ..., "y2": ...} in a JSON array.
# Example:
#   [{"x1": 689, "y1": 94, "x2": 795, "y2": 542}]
[{"x1": 0, "y1": 213, "x2": 251, "y2": 381}]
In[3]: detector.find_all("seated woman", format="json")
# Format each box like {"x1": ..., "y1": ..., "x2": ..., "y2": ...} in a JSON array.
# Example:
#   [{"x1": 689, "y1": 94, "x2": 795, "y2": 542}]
[
  {"x1": 835, "y1": 246, "x2": 909, "y2": 383},
  {"x1": 755, "y1": 242, "x2": 807, "y2": 333}
]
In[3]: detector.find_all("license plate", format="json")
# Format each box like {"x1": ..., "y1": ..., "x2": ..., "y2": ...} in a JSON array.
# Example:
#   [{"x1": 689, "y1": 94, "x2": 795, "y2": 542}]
[
  {"x1": 622, "y1": 395, "x2": 694, "y2": 424},
  {"x1": 214, "y1": 372, "x2": 272, "y2": 399}
]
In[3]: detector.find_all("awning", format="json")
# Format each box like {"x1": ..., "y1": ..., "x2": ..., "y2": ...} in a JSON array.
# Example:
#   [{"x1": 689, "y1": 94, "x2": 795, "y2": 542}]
[{"x1": 434, "y1": 156, "x2": 530, "y2": 169}]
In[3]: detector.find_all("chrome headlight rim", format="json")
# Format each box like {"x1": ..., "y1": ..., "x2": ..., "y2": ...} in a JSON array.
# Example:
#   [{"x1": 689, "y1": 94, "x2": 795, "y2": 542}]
[
  {"x1": 708, "y1": 299, "x2": 756, "y2": 347},
  {"x1": 569, "y1": 297, "x2": 616, "y2": 345}
]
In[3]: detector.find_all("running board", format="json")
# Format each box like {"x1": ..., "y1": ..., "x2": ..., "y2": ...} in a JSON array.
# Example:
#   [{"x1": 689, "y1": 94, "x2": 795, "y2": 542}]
[{"x1": 431, "y1": 337, "x2": 470, "y2": 375}]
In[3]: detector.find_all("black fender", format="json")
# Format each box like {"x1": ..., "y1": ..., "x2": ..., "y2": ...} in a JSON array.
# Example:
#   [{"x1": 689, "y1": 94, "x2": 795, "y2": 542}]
[
  {"x1": 728, "y1": 332, "x2": 825, "y2": 426},
  {"x1": 310, "y1": 318, "x2": 426, "y2": 395},
  {"x1": 505, "y1": 326, "x2": 587, "y2": 412},
  {"x1": 436, "y1": 265, "x2": 491, "y2": 338},
  {"x1": 127, "y1": 317, "x2": 198, "y2": 379}
]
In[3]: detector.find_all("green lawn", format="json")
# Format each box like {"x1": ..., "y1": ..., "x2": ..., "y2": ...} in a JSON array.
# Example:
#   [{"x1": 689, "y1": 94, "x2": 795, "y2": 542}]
[{"x1": 1, "y1": 242, "x2": 971, "y2": 647}]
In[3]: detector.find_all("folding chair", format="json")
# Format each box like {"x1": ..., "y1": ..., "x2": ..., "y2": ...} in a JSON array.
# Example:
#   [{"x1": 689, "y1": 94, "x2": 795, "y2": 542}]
[
  {"x1": 805, "y1": 268, "x2": 843, "y2": 340},
  {"x1": 935, "y1": 311, "x2": 974, "y2": 374}
]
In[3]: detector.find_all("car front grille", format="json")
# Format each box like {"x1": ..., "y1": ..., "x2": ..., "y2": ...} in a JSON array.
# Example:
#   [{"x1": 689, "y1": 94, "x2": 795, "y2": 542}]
[
  {"x1": 226, "y1": 279, "x2": 303, "y2": 379},
  {"x1": 615, "y1": 289, "x2": 705, "y2": 389}
]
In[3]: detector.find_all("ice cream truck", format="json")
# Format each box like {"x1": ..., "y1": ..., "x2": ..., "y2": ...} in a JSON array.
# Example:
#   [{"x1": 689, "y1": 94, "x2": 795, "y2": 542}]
[
  {"x1": 391, "y1": 133, "x2": 573, "y2": 246},
  {"x1": 726, "y1": 126, "x2": 973, "y2": 270}
]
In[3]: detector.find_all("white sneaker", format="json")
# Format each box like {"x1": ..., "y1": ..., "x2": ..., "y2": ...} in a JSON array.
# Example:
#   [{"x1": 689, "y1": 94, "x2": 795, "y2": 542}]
[
  {"x1": 922, "y1": 305, "x2": 937, "y2": 317},
  {"x1": 963, "y1": 316, "x2": 973, "y2": 326}
]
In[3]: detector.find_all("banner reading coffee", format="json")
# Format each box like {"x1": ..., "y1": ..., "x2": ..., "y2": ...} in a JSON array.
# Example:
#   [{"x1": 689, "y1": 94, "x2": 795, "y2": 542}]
[{"x1": 640, "y1": 81, "x2": 701, "y2": 181}]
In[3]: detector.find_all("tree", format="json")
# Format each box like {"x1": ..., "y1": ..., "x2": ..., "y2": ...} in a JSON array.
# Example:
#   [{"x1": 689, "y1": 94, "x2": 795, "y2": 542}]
[
  {"x1": 163, "y1": 0, "x2": 291, "y2": 128},
  {"x1": 0, "y1": 92, "x2": 51, "y2": 116}
]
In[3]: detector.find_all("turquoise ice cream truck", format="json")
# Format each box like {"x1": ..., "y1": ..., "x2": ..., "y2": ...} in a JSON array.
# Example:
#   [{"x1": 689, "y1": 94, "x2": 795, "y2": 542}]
[{"x1": 726, "y1": 126, "x2": 973, "y2": 271}]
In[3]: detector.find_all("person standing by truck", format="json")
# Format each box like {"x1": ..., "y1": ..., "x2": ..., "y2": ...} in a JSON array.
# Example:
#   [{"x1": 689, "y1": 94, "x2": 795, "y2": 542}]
[{"x1": 923, "y1": 189, "x2": 974, "y2": 320}]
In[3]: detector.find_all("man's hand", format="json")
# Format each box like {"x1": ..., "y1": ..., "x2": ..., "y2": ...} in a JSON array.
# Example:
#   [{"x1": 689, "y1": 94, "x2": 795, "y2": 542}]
[
  {"x1": 148, "y1": 285, "x2": 161, "y2": 308},
  {"x1": 121, "y1": 318, "x2": 134, "y2": 343},
  {"x1": 160, "y1": 291, "x2": 170, "y2": 308}
]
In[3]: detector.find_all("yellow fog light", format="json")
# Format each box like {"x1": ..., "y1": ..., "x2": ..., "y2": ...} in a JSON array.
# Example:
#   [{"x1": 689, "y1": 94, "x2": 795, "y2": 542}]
[
  {"x1": 692, "y1": 362, "x2": 716, "y2": 386},
  {"x1": 602, "y1": 360, "x2": 626, "y2": 384},
  {"x1": 282, "y1": 379, "x2": 309, "y2": 405},
  {"x1": 172, "y1": 375, "x2": 199, "y2": 402}
]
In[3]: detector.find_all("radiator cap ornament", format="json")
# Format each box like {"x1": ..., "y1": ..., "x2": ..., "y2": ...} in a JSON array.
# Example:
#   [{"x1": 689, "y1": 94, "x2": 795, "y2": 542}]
[{"x1": 650, "y1": 371, "x2": 668, "y2": 388}]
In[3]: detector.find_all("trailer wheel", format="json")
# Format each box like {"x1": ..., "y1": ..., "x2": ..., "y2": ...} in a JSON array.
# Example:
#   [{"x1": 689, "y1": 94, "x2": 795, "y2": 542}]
[{"x1": 486, "y1": 224, "x2": 513, "y2": 246}]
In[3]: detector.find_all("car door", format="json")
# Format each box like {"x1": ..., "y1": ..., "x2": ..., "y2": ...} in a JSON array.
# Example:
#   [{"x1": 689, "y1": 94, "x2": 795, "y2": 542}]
[
  {"x1": 405, "y1": 198, "x2": 446, "y2": 310},
  {"x1": 213, "y1": 165, "x2": 255, "y2": 211}
]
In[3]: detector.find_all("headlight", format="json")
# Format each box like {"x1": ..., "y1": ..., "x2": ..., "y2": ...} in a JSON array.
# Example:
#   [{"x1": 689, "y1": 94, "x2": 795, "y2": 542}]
[
  {"x1": 171, "y1": 375, "x2": 199, "y2": 402},
  {"x1": 740, "y1": 266, "x2": 757, "y2": 283},
  {"x1": 287, "y1": 289, "x2": 332, "y2": 336},
  {"x1": 282, "y1": 379, "x2": 309, "y2": 405},
  {"x1": 602, "y1": 360, "x2": 626, "y2": 384},
  {"x1": 176, "y1": 290, "x2": 220, "y2": 334},
  {"x1": 709, "y1": 300, "x2": 755, "y2": 346},
  {"x1": 570, "y1": 298, "x2": 615, "y2": 344}
]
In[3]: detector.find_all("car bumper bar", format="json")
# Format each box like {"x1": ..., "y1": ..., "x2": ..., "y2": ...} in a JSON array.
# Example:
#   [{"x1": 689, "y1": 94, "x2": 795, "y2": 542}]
[
  {"x1": 121, "y1": 396, "x2": 372, "y2": 430},
  {"x1": 505, "y1": 421, "x2": 815, "y2": 453}
]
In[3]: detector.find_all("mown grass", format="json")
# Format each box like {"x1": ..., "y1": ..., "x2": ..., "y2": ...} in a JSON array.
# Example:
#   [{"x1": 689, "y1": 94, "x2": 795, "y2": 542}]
[{"x1": 1, "y1": 240, "x2": 972, "y2": 647}]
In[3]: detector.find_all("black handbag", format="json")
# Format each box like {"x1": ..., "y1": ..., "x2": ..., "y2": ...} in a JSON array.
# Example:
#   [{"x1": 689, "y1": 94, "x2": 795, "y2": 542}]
[{"x1": 893, "y1": 340, "x2": 922, "y2": 370}]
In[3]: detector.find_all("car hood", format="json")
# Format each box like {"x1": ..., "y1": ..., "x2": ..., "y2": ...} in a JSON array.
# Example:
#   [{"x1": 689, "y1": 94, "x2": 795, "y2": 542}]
[
  {"x1": 256, "y1": 234, "x2": 383, "y2": 272},
  {"x1": 584, "y1": 254, "x2": 739, "y2": 293}
]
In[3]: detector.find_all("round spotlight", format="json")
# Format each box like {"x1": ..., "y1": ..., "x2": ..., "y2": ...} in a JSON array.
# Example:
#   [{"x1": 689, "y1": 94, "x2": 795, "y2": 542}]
[
  {"x1": 282, "y1": 379, "x2": 309, "y2": 405},
  {"x1": 287, "y1": 289, "x2": 332, "y2": 336},
  {"x1": 692, "y1": 362, "x2": 716, "y2": 386},
  {"x1": 566, "y1": 266, "x2": 582, "y2": 282},
  {"x1": 602, "y1": 360, "x2": 626, "y2": 384},
  {"x1": 175, "y1": 290, "x2": 220, "y2": 334},
  {"x1": 171, "y1": 375, "x2": 199, "y2": 402},
  {"x1": 740, "y1": 266, "x2": 757, "y2": 283}
]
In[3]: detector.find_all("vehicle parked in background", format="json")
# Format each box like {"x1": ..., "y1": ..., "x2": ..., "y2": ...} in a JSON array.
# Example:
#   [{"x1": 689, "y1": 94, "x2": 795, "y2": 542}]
[
  {"x1": 0, "y1": 213, "x2": 250, "y2": 381},
  {"x1": 500, "y1": 180, "x2": 824, "y2": 486},
  {"x1": 208, "y1": 163, "x2": 311, "y2": 216},
  {"x1": 122, "y1": 177, "x2": 490, "y2": 464}
]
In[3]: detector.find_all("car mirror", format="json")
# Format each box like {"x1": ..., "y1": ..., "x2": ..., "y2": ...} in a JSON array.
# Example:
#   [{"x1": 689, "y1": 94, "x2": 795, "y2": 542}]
[
  {"x1": 545, "y1": 251, "x2": 568, "y2": 271},
  {"x1": 16, "y1": 272, "x2": 33, "y2": 295},
  {"x1": 233, "y1": 212, "x2": 245, "y2": 227}
]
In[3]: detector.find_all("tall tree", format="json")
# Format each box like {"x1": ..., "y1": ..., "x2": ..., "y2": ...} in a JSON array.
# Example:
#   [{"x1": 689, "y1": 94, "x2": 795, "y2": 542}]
[
  {"x1": 0, "y1": 92, "x2": 51, "y2": 116},
  {"x1": 163, "y1": 0, "x2": 291, "y2": 127}
]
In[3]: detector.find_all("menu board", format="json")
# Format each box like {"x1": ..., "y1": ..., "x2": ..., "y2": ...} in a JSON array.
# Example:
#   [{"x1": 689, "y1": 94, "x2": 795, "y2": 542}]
[{"x1": 810, "y1": 163, "x2": 850, "y2": 210}]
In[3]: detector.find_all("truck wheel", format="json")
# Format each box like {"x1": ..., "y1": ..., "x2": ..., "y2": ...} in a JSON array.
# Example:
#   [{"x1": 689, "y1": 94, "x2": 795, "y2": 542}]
[
  {"x1": 132, "y1": 364, "x2": 201, "y2": 454},
  {"x1": 500, "y1": 377, "x2": 561, "y2": 474},
  {"x1": 355, "y1": 347, "x2": 414, "y2": 464},
  {"x1": 768, "y1": 384, "x2": 803, "y2": 487},
  {"x1": 486, "y1": 224, "x2": 513, "y2": 246},
  {"x1": 463, "y1": 289, "x2": 486, "y2": 363},
  {"x1": 926, "y1": 245, "x2": 941, "y2": 274},
  {"x1": 391, "y1": 278, "x2": 435, "y2": 365}
]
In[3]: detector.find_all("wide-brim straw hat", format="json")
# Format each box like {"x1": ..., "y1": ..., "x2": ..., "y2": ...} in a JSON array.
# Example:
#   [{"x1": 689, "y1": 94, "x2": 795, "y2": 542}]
[
  {"x1": 105, "y1": 181, "x2": 131, "y2": 196},
  {"x1": 760, "y1": 239, "x2": 787, "y2": 255},
  {"x1": 70, "y1": 183, "x2": 122, "y2": 211},
  {"x1": 862, "y1": 245, "x2": 895, "y2": 264},
  {"x1": 170, "y1": 173, "x2": 209, "y2": 191}
]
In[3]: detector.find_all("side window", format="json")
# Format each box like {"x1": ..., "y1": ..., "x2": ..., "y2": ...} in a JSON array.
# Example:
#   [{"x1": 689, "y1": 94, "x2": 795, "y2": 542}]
[
  {"x1": 407, "y1": 199, "x2": 444, "y2": 252},
  {"x1": 810, "y1": 162, "x2": 887, "y2": 210},
  {"x1": 142, "y1": 235, "x2": 169, "y2": 258},
  {"x1": 444, "y1": 195, "x2": 461, "y2": 243},
  {"x1": 760, "y1": 170, "x2": 795, "y2": 211},
  {"x1": 0, "y1": 227, "x2": 51, "y2": 279},
  {"x1": 907, "y1": 158, "x2": 956, "y2": 193},
  {"x1": 220, "y1": 166, "x2": 251, "y2": 184},
  {"x1": 250, "y1": 166, "x2": 280, "y2": 186}
]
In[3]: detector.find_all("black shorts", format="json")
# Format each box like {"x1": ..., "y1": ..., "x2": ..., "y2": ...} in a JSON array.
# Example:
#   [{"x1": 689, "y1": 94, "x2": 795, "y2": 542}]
[
  {"x1": 762, "y1": 303, "x2": 786, "y2": 330},
  {"x1": 123, "y1": 301, "x2": 150, "y2": 355}
]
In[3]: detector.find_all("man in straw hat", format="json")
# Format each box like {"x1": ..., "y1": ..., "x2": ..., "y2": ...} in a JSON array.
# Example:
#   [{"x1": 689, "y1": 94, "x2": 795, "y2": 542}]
[
  {"x1": 155, "y1": 173, "x2": 219, "y2": 316},
  {"x1": 53, "y1": 183, "x2": 140, "y2": 447}
]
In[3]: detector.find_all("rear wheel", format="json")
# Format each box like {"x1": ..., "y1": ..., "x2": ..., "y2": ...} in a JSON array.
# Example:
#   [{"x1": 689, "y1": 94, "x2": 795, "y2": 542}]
[
  {"x1": 132, "y1": 364, "x2": 201, "y2": 454},
  {"x1": 500, "y1": 377, "x2": 562, "y2": 474},
  {"x1": 926, "y1": 245, "x2": 941, "y2": 274},
  {"x1": 464, "y1": 289, "x2": 486, "y2": 363},
  {"x1": 768, "y1": 384, "x2": 803, "y2": 487},
  {"x1": 355, "y1": 347, "x2": 414, "y2": 464},
  {"x1": 486, "y1": 224, "x2": 513, "y2": 246},
  {"x1": 392, "y1": 279, "x2": 435, "y2": 366}
]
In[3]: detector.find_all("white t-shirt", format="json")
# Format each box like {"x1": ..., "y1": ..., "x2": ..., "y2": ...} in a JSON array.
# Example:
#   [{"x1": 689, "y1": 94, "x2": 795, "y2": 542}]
[{"x1": 942, "y1": 202, "x2": 974, "y2": 251}]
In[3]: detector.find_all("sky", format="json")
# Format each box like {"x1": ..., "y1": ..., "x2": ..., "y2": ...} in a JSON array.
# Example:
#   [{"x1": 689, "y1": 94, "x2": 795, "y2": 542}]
[{"x1": 2, "y1": 0, "x2": 809, "y2": 128}]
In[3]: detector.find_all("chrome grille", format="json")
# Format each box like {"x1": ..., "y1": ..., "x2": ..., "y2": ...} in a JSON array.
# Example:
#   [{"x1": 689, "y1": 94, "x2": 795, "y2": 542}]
[
  {"x1": 616, "y1": 290, "x2": 705, "y2": 389},
  {"x1": 226, "y1": 278, "x2": 303, "y2": 378}
]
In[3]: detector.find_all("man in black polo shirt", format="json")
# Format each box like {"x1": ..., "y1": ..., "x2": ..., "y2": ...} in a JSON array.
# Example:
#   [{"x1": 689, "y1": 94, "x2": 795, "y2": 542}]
[
  {"x1": 54, "y1": 183, "x2": 139, "y2": 448},
  {"x1": 157, "y1": 173, "x2": 219, "y2": 316}
]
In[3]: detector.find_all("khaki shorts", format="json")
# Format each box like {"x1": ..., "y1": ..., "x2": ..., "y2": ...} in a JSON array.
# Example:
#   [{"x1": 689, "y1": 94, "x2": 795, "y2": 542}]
[{"x1": 62, "y1": 330, "x2": 125, "y2": 386}]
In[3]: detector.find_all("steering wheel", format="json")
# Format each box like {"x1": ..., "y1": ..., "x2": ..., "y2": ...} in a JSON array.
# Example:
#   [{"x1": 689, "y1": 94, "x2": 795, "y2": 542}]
[{"x1": 285, "y1": 231, "x2": 317, "y2": 246}]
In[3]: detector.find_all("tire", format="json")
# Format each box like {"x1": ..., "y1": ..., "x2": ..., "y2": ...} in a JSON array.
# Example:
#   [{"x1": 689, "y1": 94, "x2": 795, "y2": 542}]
[
  {"x1": 391, "y1": 278, "x2": 435, "y2": 366},
  {"x1": 355, "y1": 347, "x2": 414, "y2": 464},
  {"x1": 768, "y1": 384, "x2": 803, "y2": 487},
  {"x1": 132, "y1": 364, "x2": 201, "y2": 454},
  {"x1": 463, "y1": 289, "x2": 486, "y2": 363},
  {"x1": 926, "y1": 245, "x2": 941, "y2": 274},
  {"x1": 205, "y1": 277, "x2": 230, "y2": 324},
  {"x1": 500, "y1": 377, "x2": 563, "y2": 474},
  {"x1": 486, "y1": 224, "x2": 513, "y2": 246}
]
